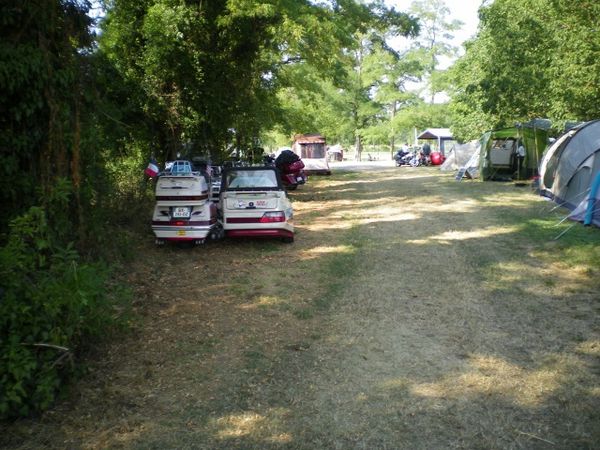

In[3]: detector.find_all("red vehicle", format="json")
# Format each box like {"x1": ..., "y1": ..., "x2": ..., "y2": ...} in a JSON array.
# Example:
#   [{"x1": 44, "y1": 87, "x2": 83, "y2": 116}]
[
  {"x1": 275, "y1": 150, "x2": 307, "y2": 190},
  {"x1": 430, "y1": 151, "x2": 446, "y2": 166}
]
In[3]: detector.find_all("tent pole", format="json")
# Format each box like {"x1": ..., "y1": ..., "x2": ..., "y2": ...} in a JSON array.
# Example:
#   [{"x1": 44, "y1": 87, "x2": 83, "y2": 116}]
[
  {"x1": 550, "y1": 189, "x2": 589, "y2": 212},
  {"x1": 533, "y1": 124, "x2": 539, "y2": 177},
  {"x1": 553, "y1": 223, "x2": 576, "y2": 240},
  {"x1": 553, "y1": 214, "x2": 571, "y2": 227}
]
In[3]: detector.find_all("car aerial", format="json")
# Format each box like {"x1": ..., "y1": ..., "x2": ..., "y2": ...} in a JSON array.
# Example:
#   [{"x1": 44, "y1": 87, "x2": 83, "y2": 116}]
[{"x1": 219, "y1": 166, "x2": 294, "y2": 243}]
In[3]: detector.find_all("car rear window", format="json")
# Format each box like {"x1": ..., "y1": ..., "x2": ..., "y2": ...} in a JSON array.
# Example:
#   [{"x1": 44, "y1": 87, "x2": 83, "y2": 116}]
[{"x1": 224, "y1": 170, "x2": 279, "y2": 189}]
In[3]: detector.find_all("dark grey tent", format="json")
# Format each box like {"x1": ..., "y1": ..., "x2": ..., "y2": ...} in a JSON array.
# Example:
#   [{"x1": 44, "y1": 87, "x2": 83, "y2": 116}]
[{"x1": 539, "y1": 120, "x2": 600, "y2": 218}]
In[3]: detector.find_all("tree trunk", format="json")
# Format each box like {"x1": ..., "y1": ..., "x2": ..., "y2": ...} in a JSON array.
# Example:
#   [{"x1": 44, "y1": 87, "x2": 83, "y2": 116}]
[
  {"x1": 354, "y1": 134, "x2": 362, "y2": 162},
  {"x1": 71, "y1": 94, "x2": 84, "y2": 242},
  {"x1": 390, "y1": 101, "x2": 397, "y2": 159}
]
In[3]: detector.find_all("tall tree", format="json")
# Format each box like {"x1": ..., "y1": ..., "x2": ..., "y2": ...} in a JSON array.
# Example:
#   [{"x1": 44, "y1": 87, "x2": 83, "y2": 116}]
[
  {"x1": 99, "y1": 0, "x2": 380, "y2": 161},
  {"x1": 370, "y1": 46, "x2": 423, "y2": 156},
  {"x1": 546, "y1": 0, "x2": 600, "y2": 122},
  {"x1": 0, "y1": 0, "x2": 93, "y2": 235},
  {"x1": 408, "y1": 0, "x2": 462, "y2": 103},
  {"x1": 100, "y1": 0, "x2": 277, "y2": 160},
  {"x1": 448, "y1": 0, "x2": 600, "y2": 141},
  {"x1": 274, "y1": 1, "x2": 419, "y2": 159}
]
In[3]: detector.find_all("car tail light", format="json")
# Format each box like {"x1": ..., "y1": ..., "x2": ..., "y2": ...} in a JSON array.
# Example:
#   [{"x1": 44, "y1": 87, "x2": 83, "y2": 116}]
[{"x1": 260, "y1": 211, "x2": 285, "y2": 223}]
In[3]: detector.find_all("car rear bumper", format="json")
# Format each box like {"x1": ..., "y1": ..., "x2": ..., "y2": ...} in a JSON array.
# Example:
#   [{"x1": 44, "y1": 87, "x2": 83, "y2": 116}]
[
  {"x1": 152, "y1": 222, "x2": 215, "y2": 241},
  {"x1": 225, "y1": 228, "x2": 294, "y2": 239}
]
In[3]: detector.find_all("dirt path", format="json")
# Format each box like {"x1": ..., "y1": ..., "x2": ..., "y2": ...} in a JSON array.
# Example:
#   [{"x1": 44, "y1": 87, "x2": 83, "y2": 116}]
[{"x1": 2, "y1": 164, "x2": 598, "y2": 449}]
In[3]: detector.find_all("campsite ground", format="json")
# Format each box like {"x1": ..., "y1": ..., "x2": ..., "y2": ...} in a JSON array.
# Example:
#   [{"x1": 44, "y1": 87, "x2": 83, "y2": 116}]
[{"x1": 2, "y1": 163, "x2": 599, "y2": 449}]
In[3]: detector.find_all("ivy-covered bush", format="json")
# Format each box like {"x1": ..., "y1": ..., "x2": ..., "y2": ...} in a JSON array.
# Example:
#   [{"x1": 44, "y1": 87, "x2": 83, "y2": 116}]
[{"x1": 0, "y1": 206, "x2": 130, "y2": 419}]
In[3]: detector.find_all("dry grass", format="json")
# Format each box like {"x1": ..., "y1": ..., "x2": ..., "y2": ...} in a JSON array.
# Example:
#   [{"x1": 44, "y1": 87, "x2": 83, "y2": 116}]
[{"x1": 1, "y1": 165, "x2": 598, "y2": 449}]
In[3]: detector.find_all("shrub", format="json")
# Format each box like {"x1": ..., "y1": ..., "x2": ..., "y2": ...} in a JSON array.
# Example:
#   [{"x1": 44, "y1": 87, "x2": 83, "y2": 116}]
[{"x1": 0, "y1": 206, "x2": 130, "y2": 419}]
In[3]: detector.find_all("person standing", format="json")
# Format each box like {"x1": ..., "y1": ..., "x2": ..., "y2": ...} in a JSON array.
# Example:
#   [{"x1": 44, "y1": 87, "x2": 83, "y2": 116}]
[
  {"x1": 422, "y1": 142, "x2": 431, "y2": 156},
  {"x1": 516, "y1": 141, "x2": 526, "y2": 179}
]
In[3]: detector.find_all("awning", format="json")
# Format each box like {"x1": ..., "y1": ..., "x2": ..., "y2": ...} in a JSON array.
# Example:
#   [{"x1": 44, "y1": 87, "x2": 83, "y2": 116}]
[{"x1": 417, "y1": 128, "x2": 453, "y2": 140}]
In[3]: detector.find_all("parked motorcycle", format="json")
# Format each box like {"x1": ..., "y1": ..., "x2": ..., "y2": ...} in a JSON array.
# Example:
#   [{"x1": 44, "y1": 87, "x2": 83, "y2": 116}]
[
  {"x1": 403, "y1": 151, "x2": 430, "y2": 167},
  {"x1": 394, "y1": 150, "x2": 413, "y2": 166},
  {"x1": 274, "y1": 150, "x2": 307, "y2": 190},
  {"x1": 416, "y1": 152, "x2": 431, "y2": 166}
]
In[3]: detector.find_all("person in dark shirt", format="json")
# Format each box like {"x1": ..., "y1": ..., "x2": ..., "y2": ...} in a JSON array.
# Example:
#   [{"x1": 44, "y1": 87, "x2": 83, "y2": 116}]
[{"x1": 422, "y1": 142, "x2": 431, "y2": 156}]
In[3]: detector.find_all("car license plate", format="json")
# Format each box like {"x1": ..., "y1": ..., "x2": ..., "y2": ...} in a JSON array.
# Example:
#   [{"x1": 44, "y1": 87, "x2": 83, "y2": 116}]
[
  {"x1": 177, "y1": 230, "x2": 186, "y2": 236},
  {"x1": 172, "y1": 206, "x2": 191, "y2": 218}
]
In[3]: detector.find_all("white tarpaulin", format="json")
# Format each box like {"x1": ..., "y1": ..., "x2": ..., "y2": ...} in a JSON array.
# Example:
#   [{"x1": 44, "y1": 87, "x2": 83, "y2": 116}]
[{"x1": 440, "y1": 141, "x2": 480, "y2": 171}]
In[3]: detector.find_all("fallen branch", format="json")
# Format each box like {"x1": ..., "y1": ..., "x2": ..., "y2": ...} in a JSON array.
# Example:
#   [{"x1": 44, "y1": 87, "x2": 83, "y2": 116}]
[
  {"x1": 50, "y1": 350, "x2": 74, "y2": 369},
  {"x1": 518, "y1": 431, "x2": 555, "y2": 445},
  {"x1": 21, "y1": 342, "x2": 74, "y2": 369},
  {"x1": 21, "y1": 343, "x2": 70, "y2": 352}
]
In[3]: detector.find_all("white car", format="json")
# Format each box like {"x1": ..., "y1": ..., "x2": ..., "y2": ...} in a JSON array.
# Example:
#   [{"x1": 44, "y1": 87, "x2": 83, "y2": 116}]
[{"x1": 219, "y1": 166, "x2": 294, "y2": 243}]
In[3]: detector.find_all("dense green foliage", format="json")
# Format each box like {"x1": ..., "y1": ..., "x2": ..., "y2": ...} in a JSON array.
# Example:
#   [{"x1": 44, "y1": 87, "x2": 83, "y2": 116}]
[
  {"x1": 99, "y1": 0, "x2": 419, "y2": 159},
  {"x1": 0, "y1": 201, "x2": 130, "y2": 419},
  {"x1": 101, "y1": 0, "x2": 277, "y2": 158},
  {"x1": 0, "y1": 1, "x2": 91, "y2": 232},
  {"x1": 449, "y1": 0, "x2": 600, "y2": 140},
  {"x1": 0, "y1": 1, "x2": 135, "y2": 419}
]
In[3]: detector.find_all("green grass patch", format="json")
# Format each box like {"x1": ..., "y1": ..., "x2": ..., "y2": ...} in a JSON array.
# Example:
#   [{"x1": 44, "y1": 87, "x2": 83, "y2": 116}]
[
  {"x1": 243, "y1": 348, "x2": 268, "y2": 371},
  {"x1": 293, "y1": 307, "x2": 314, "y2": 320},
  {"x1": 520, "y1": 216, "x2": 600, "y2": 266},
  {"x1": 307, "y1": 231, "x2": 364, "y2": 313}
]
